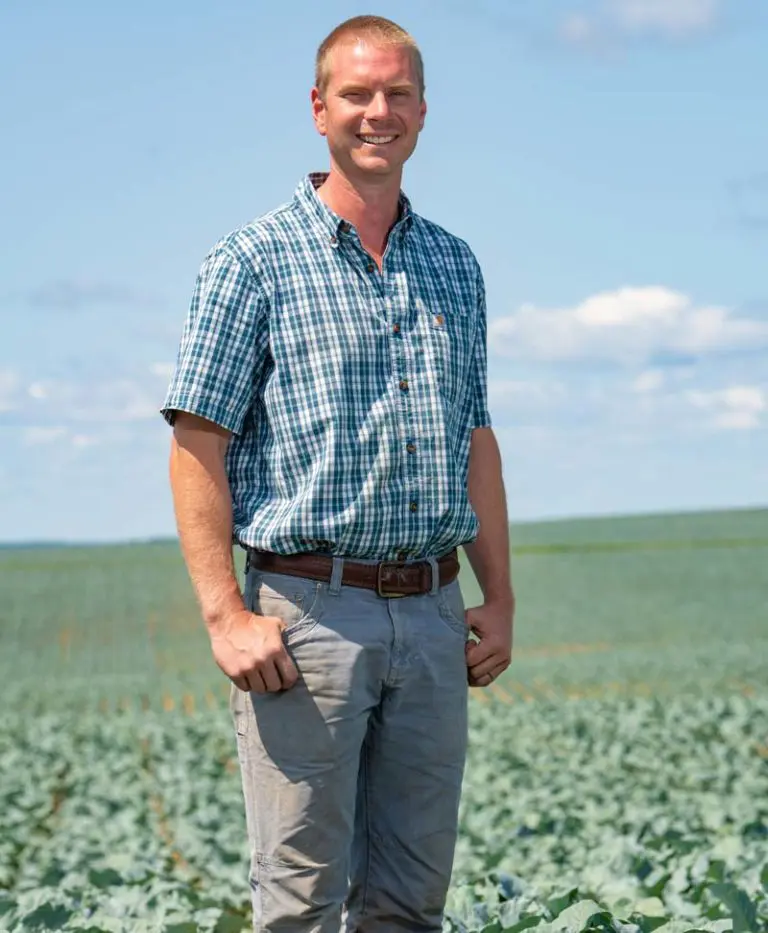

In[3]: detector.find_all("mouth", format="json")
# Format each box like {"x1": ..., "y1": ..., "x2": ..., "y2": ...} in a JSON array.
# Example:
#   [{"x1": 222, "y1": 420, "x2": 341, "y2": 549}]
[{"x1": 356, "y1": 134, "x2": 399, "y2": 147}]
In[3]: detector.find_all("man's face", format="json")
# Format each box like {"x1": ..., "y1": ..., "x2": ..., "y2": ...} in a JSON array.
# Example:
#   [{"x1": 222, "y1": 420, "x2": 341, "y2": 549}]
[{"x1": 312, "y1": 40, "x2": 427, "y2": 182}]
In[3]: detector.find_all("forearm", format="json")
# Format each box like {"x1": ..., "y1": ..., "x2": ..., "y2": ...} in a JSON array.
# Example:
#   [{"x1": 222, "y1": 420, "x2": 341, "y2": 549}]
[
  {"x1": 169, "y1": 419, "x2": 245, "y2": 632},
  {"x1": 463, "y1": 427, "x2": 515, "y2": 608}
]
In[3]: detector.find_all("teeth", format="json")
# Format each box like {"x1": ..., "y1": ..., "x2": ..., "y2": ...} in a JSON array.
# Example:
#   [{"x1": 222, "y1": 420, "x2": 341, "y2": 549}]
[{"x1": 359, "y1": 135, "x2": 396, "y2": 144}]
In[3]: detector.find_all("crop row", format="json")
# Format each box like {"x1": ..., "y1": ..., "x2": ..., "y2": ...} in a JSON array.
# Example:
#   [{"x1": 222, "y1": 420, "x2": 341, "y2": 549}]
[{"x1": 1, "y1": 690, "x2": 766, "y2": 931}]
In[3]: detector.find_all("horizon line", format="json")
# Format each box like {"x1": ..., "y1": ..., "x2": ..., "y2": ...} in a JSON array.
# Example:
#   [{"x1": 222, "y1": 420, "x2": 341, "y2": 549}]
[{"x1": 1, "y1": 502, "x2": 765, "y2": 550}]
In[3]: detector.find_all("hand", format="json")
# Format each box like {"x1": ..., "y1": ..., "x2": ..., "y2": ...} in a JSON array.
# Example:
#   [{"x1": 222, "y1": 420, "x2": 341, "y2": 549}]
[
  {"x1": 464, "y1": 599, "x2": 514, "y2": 688},
  {"x1": 209, "y1": 609, "x2": 299, "y2": 694}
]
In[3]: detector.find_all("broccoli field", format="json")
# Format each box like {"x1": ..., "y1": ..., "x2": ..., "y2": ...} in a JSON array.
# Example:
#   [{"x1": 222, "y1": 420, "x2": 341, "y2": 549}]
[{"x1": 1, "y1": 508, "x2": 766, "y2": 932}]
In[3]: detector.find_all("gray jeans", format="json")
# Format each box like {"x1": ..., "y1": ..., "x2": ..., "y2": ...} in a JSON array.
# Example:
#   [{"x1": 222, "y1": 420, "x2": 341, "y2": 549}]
[{"x1": 229, "y1": 554, "x2": 469, "y2": 932}]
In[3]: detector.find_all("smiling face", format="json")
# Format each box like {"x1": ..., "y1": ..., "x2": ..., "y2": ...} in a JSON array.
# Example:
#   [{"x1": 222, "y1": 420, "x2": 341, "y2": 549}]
[{"x1": 311, "y1": 40, "x2": 427, "y2": 184}]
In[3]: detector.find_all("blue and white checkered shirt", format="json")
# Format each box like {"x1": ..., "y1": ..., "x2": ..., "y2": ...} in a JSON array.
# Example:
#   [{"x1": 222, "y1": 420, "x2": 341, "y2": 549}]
[{"x1": 162, "y1": 173, "x2": 491, "y2": 560}]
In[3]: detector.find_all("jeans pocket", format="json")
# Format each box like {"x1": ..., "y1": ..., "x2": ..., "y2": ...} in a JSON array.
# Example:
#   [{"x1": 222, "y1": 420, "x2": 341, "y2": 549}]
[
  {"x1": 436, "y1": 579, "x2": 469, "y2": 638},
  {"x1": 249, "y1": 570, "x2": 324, "y2": 646}
]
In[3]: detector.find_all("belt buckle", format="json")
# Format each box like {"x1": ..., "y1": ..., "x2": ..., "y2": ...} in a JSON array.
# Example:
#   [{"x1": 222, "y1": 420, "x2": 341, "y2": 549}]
[{"x1": 376, "y1": 561, "x2": 410, "y2": 598}]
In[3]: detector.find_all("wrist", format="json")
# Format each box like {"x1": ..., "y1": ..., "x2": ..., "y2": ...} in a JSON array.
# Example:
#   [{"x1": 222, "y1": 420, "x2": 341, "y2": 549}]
[
  {"x1": 483, "y1": 590, "x2": 515, "y2": 612},
  {"x1": 202, "y1": 591, "x2": 247, "y2": 635}
]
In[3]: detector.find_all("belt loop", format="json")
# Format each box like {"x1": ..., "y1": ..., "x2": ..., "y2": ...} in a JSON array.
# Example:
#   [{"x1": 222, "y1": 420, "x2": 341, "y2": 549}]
[
  {"x1": 329, "y1": 556, "x2": 344, "y2": 596},
  {"x1": 427, "y1": 556, "x2": 440, "y2": 596},
  {"x1": 244, "y1": 549, "x2": 251, "y2": 574}
]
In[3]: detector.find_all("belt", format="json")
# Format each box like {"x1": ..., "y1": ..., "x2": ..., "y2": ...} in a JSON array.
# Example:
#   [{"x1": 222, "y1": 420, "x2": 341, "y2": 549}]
[{"x1": 246, "y1": 549, "x2": 460, "y2": 598}]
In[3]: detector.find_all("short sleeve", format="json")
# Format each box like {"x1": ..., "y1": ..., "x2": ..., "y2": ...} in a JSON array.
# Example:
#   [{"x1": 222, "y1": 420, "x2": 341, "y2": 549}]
[
  {"x1": 469, "y1": 266, "x2": 492, "y2": 430},
  {"x1": 161, "y1": 245, "x2": 269, "y2": 434}
]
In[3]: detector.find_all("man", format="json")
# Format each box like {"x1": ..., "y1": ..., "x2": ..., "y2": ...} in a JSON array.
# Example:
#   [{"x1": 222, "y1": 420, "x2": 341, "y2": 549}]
[{"x1": 162, "y1": 14, "x2": 514, "y2": 932}]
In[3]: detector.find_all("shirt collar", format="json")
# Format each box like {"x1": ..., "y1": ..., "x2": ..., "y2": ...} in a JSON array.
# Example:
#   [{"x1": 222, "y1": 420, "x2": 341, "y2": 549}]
[{"x1": 294, "y1": 172, "x2": 414, "y2": 244}]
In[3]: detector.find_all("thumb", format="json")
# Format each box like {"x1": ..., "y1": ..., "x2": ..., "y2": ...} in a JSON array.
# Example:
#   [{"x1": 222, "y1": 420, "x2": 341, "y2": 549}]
[{"x1": 254, "y1": 611, "x2": 287, "y2": 632}]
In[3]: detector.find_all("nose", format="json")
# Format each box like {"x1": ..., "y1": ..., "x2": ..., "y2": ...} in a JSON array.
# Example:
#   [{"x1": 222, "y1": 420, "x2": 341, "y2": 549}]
[{"x1": 364, "y1": 91, "x2": 390, "y2": 120}]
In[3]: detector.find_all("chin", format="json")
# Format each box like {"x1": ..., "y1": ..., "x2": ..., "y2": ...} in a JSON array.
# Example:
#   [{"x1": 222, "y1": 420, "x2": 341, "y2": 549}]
[
  {"x1": 360, "y1": 161, "x2": 398, "y2": 174},
  {"x1": 353, "y1": 153, "x2": 402, "y2": 173}
]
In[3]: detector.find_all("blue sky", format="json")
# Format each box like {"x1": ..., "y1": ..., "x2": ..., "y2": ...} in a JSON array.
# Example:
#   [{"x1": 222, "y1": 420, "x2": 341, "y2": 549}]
[{"x1": 1, "y1": 0, "x2": 766, "y2": 543}]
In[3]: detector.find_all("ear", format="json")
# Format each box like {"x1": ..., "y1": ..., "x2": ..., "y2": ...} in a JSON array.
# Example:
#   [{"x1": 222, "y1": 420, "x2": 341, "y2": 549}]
[
  {"x1": 311, "y1": 87, "x2": 327, "y2": 136},
  {"x1": 418, "y1": 96, "x2": 427, "y2": 132}
]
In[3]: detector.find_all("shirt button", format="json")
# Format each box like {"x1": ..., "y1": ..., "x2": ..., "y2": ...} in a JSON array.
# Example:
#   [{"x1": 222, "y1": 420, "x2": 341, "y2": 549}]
[
  {"x1": 406, "y1": 443, "x2": 416, "y2": 453},
  {"x1": 367, "y1": 262, "x2": 376, "y2": 273},
  {"x1": 435, "y1": 314, "x2": 444, "y2": 325},
  {"x1": 409, "y1": 501, "x2": 418, "y2": 513},
  {"x1": 399, "y1": 379, "x2": 409, "y2": 392},
  {"x1": 393, "y1": 323, "x2": 400, "y2": 334}
]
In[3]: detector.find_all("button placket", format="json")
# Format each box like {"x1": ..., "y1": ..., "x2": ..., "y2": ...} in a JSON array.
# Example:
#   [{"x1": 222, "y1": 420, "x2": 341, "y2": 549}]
[
  {"x1": 394, "y1": 269, "x2": 422, "y2": 545},
  {"x1": 380, "y1": 252, "x2": 424, "y2": 553}
]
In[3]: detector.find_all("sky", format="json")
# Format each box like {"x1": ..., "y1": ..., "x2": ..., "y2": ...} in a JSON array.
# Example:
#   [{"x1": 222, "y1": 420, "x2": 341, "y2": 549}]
[{"x1": 1, "y1": 0, "x2": 767, "y2": 543}]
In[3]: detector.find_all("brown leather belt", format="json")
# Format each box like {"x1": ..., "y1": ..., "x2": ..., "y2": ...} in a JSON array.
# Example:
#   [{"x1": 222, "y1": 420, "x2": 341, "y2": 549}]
[{"x1": 246, "y1": 548, "x2": 460, "y2": 598}]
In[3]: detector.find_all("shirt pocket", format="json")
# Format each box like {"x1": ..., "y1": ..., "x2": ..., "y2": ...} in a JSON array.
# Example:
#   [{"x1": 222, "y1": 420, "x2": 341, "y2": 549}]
[{"x1": 414, "y1": 295, "x2": 476, "y2": 409}]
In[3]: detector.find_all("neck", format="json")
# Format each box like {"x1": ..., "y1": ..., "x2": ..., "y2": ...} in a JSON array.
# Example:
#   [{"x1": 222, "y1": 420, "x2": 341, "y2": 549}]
[{"x1": 317, "y1": 166, "x2": 402, "y2": 257}]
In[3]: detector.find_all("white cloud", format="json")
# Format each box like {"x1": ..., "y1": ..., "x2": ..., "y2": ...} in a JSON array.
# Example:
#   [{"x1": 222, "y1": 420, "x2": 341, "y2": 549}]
[
  {"x1": 686, "y1": 385, "x2": 766, "y2": 430},
  {"x1": 23, "y1": 426, "x2": 68, "y2": 446},
  {"x1": 560, "y1": 0, "x2": 719, "y2": 47},
  {"x1": 489, "y1": 286, "x2": 768, "y2": 364},
  {"x1": 71, "y1": 434, "x2": 99, "y2": 448},
  {"x1": 610, "y1": 0, "x2": 718, "y2": 35},
  {"x1": 631, "y1": 369, "x2": 666, "y2": 393},
  {"x1": 19, "y1": 377, "x2": 160, "y2": 423},
  {"x1": 559, "y1": 13, "x2": 598, "y2": 45},
  {"x1": 0, "y1": 369, "x2": 18, "y2": 412},
  {"x1": 28, "y1": 382, "x2": 49, "y2": 400},
  {"x1": 68, "y1": 380, "x2": 159, "y2": 422},
  {"x1": 150, "y1": 362, "x2": 175, "y2": 379},
  {"x1": 488, "y1": 379, "x2": 567, "y2": 411}
]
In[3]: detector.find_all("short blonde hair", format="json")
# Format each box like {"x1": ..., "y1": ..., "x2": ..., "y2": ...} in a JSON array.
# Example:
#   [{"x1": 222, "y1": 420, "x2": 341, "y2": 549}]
[{"x1": 315, "y1": 15, "x2": 425, "y2": 100}]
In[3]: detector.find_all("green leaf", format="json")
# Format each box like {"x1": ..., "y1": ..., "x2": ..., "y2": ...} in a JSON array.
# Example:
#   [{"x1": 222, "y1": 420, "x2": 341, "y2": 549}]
[
  {"x1": 39, "y1": 865, "x2": 67, "y2": 887},
  {"x1": 503, "y1": 919, "x2": 544, "y2": 933},
  {"x1": 547, "y1": 889, "x2": 581, "y2": 919},
  {"x1": 642, "y1": 870, "x2": 671, "y2": 899},
  {"x1": 551, "y1": 899, "x2": 611, "y2": 931},
  {"x1": 21, "y1": 903, "x2": 73, "y2": 931},
  {"x1": 630, "y1": 916, "x2": 669, "y2": 933},
  {"x1": 706, "y1": 860, "x2": 726, "y2": 884},
  {"x1": 651, "y1": 924, "x2": 707, "y2": 933},
  {"x1": 481, "y1": 922, "x2": 504, "y2": 933},
  {"x1": 69, "y1": 928, "x2": 119, "y2": 933},
  {"x1": 495, "y1": 872, "x2": 527, "y2": 901},
  {"x1": 88, "y1": 867, "x2": 125, "y2": 888},
  {"x1": 213, "y1": 910, "x2": 249, "y2": 933},
  {"x1": 709, "y1": 883, "x2": 759, "y2": 933},
  {"x1": 633, "y1": 898, "x2": 666, "y2": 918}
]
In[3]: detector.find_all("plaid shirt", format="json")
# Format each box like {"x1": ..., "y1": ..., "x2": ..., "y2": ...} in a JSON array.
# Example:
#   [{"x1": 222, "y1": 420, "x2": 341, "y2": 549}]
[{"x1": 162, "y1": 173, "x2": 491, "y2": 561}]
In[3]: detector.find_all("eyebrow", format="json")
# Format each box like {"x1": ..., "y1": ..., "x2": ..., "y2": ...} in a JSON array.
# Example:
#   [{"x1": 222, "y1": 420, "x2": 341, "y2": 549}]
[{"x1": 336, "y1": 82, "x2": 416, "y2": 94}]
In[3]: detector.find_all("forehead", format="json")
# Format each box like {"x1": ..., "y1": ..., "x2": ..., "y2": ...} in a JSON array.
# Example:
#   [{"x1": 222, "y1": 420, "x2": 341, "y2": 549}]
[{"x1": 326, "y1": 39, "x2": 417, "y2": 87}]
